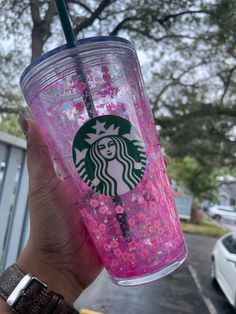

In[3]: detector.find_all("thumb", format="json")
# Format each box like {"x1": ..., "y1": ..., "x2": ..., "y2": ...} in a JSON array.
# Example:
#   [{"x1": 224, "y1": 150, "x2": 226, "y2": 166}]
[{"x1": 19, "y1": 112, "x2": 58, "y2": 193}]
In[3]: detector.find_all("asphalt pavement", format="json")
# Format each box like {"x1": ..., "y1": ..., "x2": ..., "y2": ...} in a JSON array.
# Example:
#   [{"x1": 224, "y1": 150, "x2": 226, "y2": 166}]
[{"x1": 75, "y1": 233, "x2": 236, "y2": 314}]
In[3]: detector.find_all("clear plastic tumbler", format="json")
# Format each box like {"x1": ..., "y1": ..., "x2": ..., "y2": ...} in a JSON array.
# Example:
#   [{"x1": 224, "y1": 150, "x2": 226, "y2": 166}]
[{"x1": 20, "y1": 36, "x2": 187, "y2": 286}]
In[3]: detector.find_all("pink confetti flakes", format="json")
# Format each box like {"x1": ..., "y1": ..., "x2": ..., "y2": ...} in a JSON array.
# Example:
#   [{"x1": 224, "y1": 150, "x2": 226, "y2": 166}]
[
  {"x1": 123, "y1": 252, "x2": 135, "y2": 263},
  {"x1": 128, "y1": 217, "x2": 135, "y2": 226},
  {"x1": 111, "y1": 240, "x2": 119, "y2": 249},
  {"x1": 98, "y1": 194, "x2": 107, "y2": 201},
  {"x1": 103, "y1": 73, "x2": 111, "y2": 82},
  {"x1": 115, "y1": 205, "x2": 124, "y2": 214},
  {"x1": 114, "y1": 248, "x2": 122, "y2": 257},
  {"x1": 158, "y1": 227, "x2": 164, "y2": 235},
  {"x1": 99, "y1": 206, "x2": 108, "y2": 214},
  {"x1": 150, "y1": 208, "x2": 157, "y2": 216},
  {"x1": 101, "y1": 65, "x2": 109, "y2": 73},
  {"x1": 121, "y1": 103, "x2": 126, "y2": 111},
  {"x1": 150, "y1": 237, "x2": 160, "y2": 245},
  {"x1": 111, "y1": 259, "x2": 119, "y2": 268},
  {"x1": 140, "y1": 249, "x2": 149, "y2": 258},
  {"x1": 153, "y1": 221, "x2": 160, "y2": 230},
  {"x1": 137, "y1": 213, "x2": 147, "y2": 222},
  {"x1": 94, "y1": 229, "x2": 102, "y2": 239},
  {"x1": 78, "y1": 82, "x2": 87, "y2": 92},
  {"x1": 103, "y1": 244, "x2": 111, "y2": 251},
  {"x1": 149, "y1": 201, "x2": 156, "y2": 210},
  {"x1": 99, "y1": 223, "x2": 106, "y2": 233},
  {"x1": 90, "y1": 199, "x2": 99, "y2": 208},
  {"x1": 128, "y1": 241, "x2": 137, "y2": 251},
  {"x1": 75, "y1": 101, "x2": 84, "y2": 111},
  {"x1": 137, "y1": 195, "x2": 145, "y2": 205},
  {"x1": 145, "y1": 181, "x2": 154, "y2": 190}
]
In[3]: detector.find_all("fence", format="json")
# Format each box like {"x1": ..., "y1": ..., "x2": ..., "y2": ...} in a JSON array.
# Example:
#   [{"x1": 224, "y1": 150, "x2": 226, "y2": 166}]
[
  {"x1": 0, "y1": 131, "x2": 193, "y2": 274},
  {"x1": 174, "y1": 195, "x2": 193, "y2": 220},
  {"x1": 0, "y1": 132, "x2": 29, "y2": 273}
]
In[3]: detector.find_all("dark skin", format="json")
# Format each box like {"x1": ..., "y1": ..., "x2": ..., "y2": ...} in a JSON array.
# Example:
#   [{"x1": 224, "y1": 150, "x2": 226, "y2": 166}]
[
  {"x1": 0, "y1": 114, "x2": 171, "y2": 313},
  {"x1": 0, "y1": 115, "x2": 103, "y2": 313}
]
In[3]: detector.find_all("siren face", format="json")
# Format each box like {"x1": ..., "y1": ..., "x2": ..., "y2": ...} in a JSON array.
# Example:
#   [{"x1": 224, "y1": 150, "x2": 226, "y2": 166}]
[{"x1": 98, "y1": 138, "x2": 116, "y2": 160}]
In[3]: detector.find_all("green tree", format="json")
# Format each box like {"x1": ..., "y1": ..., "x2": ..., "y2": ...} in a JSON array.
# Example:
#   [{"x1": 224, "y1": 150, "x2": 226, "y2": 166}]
[
  {"x1": 168, "y1": 156, "x2": 216, "y2": 201},
  {"x1": 0, "y1": 114, "x2": 24, "y2": 137}
]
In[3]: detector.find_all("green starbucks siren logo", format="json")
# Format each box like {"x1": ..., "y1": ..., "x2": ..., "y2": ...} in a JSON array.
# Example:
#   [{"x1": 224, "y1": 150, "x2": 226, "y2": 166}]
[{"x1": 72, "y1": 115, "x2": 147, "y2": 196}]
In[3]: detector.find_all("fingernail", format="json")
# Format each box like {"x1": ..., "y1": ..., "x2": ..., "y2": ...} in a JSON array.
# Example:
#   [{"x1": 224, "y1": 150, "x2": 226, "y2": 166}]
[
  {"x1": 18, "y1": 112, "x2": 29, "y2": 135},
  {"x1": 24, "y1": 108, "x2": 34, "y2": 119},
  {"x1": 163, "y1": 154, "x2": 171, "y2": 166}
]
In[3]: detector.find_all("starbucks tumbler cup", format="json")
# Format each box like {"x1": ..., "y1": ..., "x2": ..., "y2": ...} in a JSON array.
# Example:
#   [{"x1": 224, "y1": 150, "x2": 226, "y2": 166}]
[{"x1": 20, "y1": 36, "x2": 187, "y2": 286}]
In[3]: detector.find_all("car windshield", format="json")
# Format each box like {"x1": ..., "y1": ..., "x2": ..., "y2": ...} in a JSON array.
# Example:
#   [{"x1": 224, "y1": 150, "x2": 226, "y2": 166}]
[{"x1": 223, "y1": 234, "x2": 236, "y2": 254}]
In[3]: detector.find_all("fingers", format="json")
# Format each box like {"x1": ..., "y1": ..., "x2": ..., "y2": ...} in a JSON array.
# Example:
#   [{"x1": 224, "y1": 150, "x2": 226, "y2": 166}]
[
  {"x1": 163, "y1": 154, "x2": 171, "y2": 166},
  {"x1": 18, "y1": 112, "x2": 57, "y2": 192}
]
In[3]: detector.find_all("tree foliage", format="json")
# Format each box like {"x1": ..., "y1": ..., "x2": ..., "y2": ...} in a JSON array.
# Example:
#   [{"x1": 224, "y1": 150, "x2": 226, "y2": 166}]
[
  {"x1": 0, "y1": 114, "x2": 24, "y2": 137},
  {"x1": 168, "y1": 156, "x2": 217, "y2": 201},
  {"x1": 0, "y1": 0, "x2": 235, "y2": 176}
]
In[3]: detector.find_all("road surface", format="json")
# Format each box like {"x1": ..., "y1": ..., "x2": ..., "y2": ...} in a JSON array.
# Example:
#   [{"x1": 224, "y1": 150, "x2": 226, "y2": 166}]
[{"x1": 215, "y1": 220, "x2": 236, "y2": 232}]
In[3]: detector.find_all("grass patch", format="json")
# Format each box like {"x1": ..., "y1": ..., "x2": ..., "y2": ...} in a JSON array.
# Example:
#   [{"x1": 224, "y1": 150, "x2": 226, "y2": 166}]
[{"x1": 181, "y1": 217, "x2": 229, "y2": 238}]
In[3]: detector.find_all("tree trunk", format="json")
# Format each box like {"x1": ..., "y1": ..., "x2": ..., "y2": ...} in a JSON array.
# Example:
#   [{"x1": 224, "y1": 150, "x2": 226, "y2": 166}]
[
  {"x1": 30, "y1": 0, "x2": 56, "y2": 62},
  {"x1": 31, "y1": 26, "x2": 45, "y2": 62}
]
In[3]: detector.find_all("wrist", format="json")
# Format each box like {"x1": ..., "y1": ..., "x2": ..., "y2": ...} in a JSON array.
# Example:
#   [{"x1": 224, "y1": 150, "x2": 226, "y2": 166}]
[
  {"x1": 17, "y1": 243, "x2": 83, "y2": 304},
  {"x1": 0, "y1": 264, "x2": 80, "y2": 313},
  {"x1": 0, "y1": 298, "x2": 12, "y2": 313}
]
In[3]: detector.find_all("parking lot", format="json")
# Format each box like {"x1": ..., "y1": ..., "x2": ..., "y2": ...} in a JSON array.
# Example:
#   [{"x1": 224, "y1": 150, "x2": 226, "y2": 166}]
[{"x1": 76, "y1": 233, "x2": 235, "y2": 314}]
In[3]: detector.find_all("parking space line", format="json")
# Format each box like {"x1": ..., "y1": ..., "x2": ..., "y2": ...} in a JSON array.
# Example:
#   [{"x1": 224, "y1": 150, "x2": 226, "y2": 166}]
[{"x1": 188, "y1": 265, "x2": 218, "y2": 314}]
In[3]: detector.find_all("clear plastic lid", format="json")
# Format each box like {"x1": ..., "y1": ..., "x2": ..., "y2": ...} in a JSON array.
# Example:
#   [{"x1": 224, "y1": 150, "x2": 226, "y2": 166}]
[
  {"x1": 20, "y1": 36, "x2": 132, "y2": 85},
  {"x1": 20, "y1": 36, "x2": 135, "y2": 105}
]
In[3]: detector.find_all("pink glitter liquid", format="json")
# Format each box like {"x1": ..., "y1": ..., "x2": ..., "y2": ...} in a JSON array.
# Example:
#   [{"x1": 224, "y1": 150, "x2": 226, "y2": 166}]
[{"x1": 20, "y1": 37, "x2": 187, "y2": 286}]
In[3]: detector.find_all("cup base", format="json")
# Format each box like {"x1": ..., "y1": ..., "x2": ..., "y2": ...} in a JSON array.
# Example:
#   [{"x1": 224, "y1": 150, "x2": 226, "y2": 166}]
[{"x1": 110, "y1": 252, "x2": 187, "y2": 286}]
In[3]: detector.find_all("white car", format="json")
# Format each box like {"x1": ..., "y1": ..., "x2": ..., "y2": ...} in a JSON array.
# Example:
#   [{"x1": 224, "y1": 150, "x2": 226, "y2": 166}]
[
  {"x1": 211, "y1": 232, "x2": 236, "y2": 309},
  {"x1": 208, "y1": 205, "x2": 236, "y2": 222}
]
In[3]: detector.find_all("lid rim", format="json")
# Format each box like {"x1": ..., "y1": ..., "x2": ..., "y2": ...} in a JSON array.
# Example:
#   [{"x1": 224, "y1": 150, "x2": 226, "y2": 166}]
[{"x1": 20, "y1": 36, "x2": 132, "y2": 85}]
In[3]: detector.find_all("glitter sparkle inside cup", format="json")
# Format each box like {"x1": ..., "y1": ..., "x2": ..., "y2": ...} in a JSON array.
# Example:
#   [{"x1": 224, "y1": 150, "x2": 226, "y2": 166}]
[{"x1": 20, "y1": 36, "x2": 187, "y2": 286}]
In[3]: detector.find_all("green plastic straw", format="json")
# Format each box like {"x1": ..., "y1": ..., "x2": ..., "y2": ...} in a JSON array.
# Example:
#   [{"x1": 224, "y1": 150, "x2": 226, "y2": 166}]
[
  {"x1": 55, "y1": 0, "x2": 75, "y2": 45},
  {"x1": 55, "y1": 0, "x2": 96, "y2": 117},
  {"x1": 54, "y1": 0, "x2": 132, "y2": 242}
]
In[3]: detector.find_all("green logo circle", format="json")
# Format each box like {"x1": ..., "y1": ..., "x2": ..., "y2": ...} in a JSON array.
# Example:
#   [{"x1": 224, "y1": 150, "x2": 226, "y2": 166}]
[{"x1": 72, "y1": 115, "x2": 147, "y2": 196}]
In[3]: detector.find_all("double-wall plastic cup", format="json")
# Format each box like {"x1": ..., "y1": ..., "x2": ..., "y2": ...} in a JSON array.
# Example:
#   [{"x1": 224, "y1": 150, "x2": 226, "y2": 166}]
[{"x1": 20, "y1": 36, "x2": 187, "y2": 286}]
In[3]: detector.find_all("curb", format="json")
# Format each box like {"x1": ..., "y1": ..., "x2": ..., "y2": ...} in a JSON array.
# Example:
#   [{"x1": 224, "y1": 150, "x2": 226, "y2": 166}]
[{"x1": 80, "y1": 309, "x2": 104, "y2": 314}]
